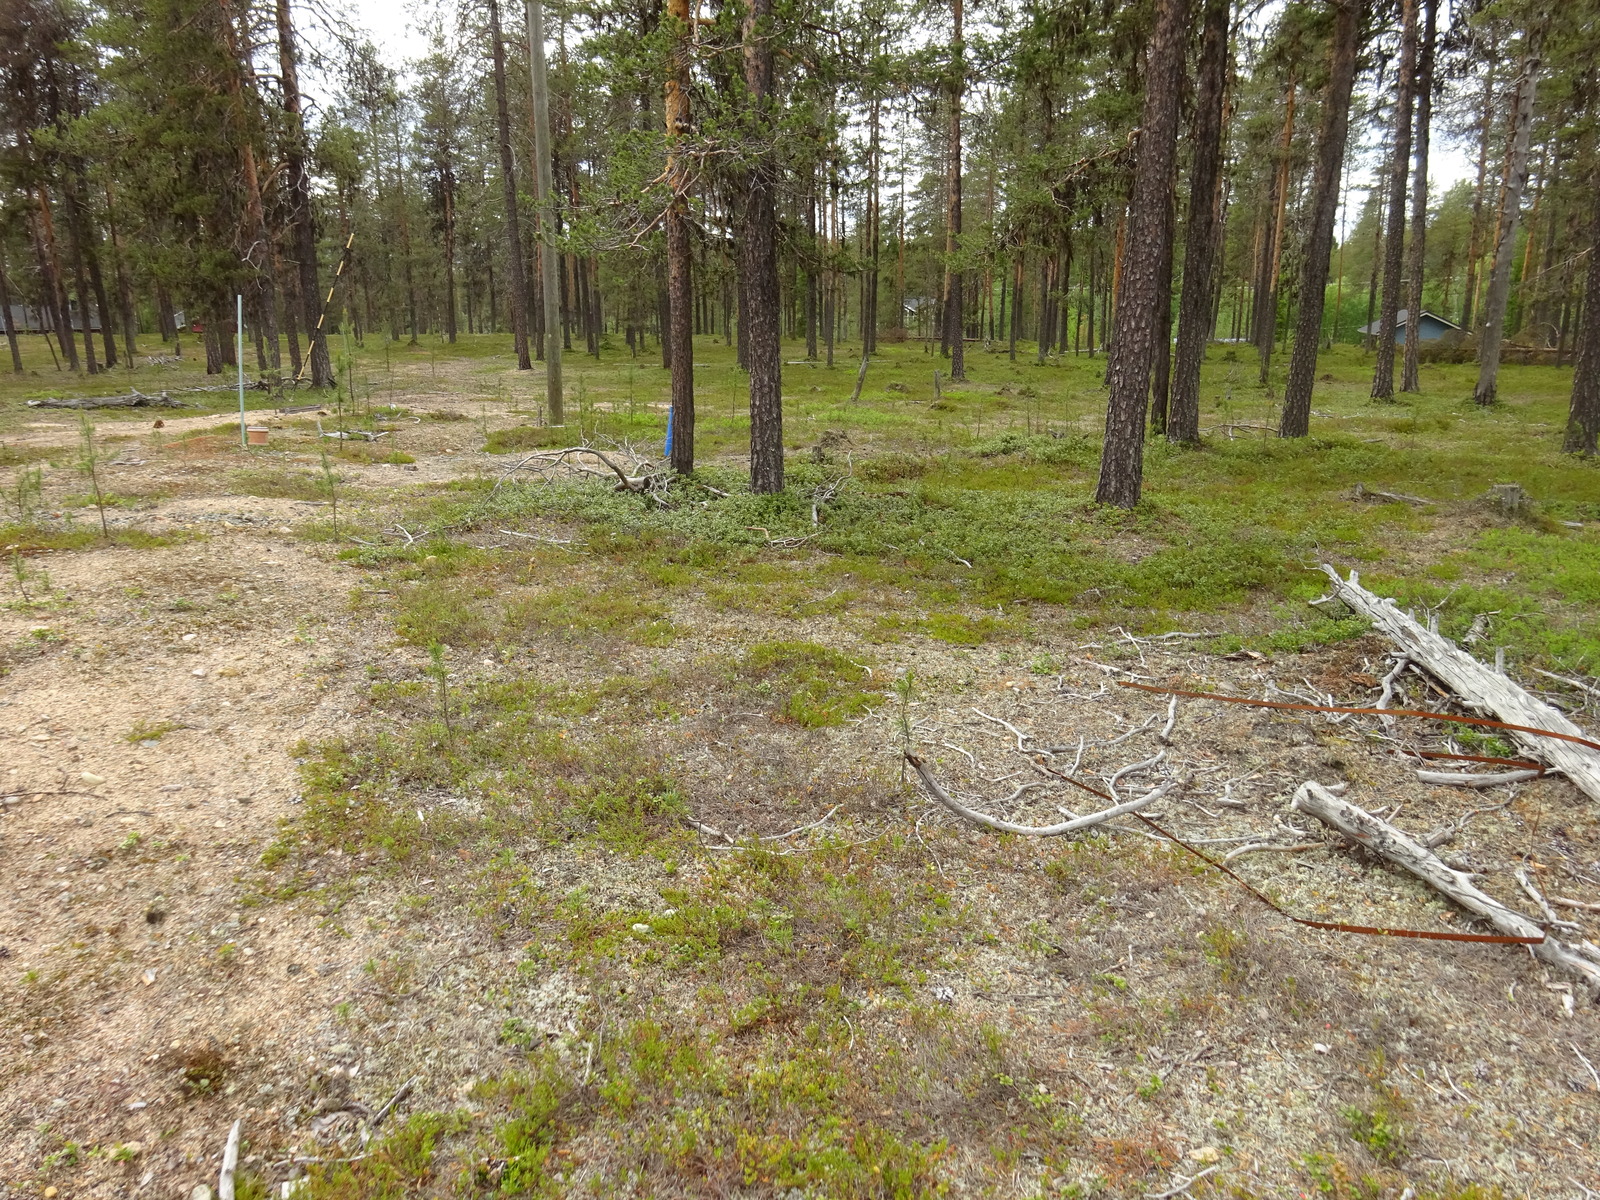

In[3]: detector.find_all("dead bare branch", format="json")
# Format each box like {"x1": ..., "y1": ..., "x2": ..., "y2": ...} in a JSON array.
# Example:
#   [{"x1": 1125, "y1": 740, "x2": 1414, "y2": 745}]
[{"x1": 906, "y1": 753, "x2": 1181, "y2": 836}]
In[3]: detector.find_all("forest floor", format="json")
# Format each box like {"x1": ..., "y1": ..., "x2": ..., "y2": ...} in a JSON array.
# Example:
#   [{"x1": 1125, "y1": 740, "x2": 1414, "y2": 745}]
[{"x1": 1, "y1": 332, "x2": 1598, "y2": 1200}]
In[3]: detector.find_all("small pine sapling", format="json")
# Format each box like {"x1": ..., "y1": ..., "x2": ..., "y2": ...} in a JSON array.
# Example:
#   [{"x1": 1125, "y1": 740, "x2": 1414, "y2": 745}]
[
  {"x1": 894, "y1": 668, "x2": 917, "y2": 783},
  {"x1": 319, "y1": 443, "x2": 339, "y2": 539},
  {"x1": 9, "y1": 465, "x2": 42, "y2": 522},
  {"x1": 77, "y1": 415, "x2": 109, "y2": 537},
  {"x1": 427, "y1": 642, "x2": 453, "y2": 744}
]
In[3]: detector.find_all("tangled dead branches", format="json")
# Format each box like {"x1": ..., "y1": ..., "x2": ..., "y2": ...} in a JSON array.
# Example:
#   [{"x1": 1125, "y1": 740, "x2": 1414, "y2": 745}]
[{"x1": 494, "y1": 437, "x2": 670, "y2": 504}]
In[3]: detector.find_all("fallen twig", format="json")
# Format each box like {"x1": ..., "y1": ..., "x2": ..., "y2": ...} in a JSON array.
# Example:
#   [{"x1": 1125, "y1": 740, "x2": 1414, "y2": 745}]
[
  {"x1": 1158, "y1": 696, "x2": 1179, "y2": 745},
  {"x1": 684, "y1": 814, "x2": 733, "y2": 843},
  {"x1": 1515, "y1": 868, "x2": 1582, "y2": 932},
  {"x1": 1552, "y1": 896, "x2": 1600, "y2": 914},
  {"x1": 759, "y1": 804, "x2": 843, "y2": 841},
  {"x1": 972, "y1": 707, "x2": 1031, "y2": 751},
  {"x1": 367, "y1": 1076, "x2": 418, "y2": 1133},
  {"x1": 1574, "y1": 1044, "x2": 1600, "y2": 1093},
  {"x1": 1353, "y1": 482, "x2": 1431, "y2": 506},
  {"x1": 1222, "y1": 841, "x2": 1323, "y2": 864},
  {"x1": 1146, "y1": 1164, "x2": 1221, "y2": 1199}
]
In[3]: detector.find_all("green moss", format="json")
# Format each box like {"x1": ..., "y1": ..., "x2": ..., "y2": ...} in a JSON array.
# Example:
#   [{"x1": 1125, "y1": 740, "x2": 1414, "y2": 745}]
[{"x1": 737, "y1": 640, "x2": 879, "y2": 727}]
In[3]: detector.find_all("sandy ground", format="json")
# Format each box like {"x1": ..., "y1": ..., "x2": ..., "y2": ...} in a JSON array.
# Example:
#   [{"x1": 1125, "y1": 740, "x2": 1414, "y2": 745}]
[{"x1": 3, "y1": 395, "x2": 1599, "y2": 1198}]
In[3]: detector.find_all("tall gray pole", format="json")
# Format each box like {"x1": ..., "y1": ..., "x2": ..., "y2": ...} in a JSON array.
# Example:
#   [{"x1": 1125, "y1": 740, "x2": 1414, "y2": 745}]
[{"x1": 526, "y1": 0, "x2": 564, "y2": 424}]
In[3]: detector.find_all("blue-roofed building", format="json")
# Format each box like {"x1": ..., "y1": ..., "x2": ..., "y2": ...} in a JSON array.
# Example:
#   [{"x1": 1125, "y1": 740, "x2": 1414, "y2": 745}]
[{"x1": 1358, "y1": 308, "x2": 1462, "y2": 343}]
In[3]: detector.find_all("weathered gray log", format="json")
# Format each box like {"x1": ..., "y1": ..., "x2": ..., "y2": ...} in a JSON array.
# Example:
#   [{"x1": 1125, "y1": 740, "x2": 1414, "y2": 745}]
[
  {"x1": 27, "y1": 389, "x2": 188, "y2": 409},
  {"x1": 1416, "y1": 768, "x2": 1544, "y2": 789},
  {"x1": 1292, "y1": 780, "x2": 1600, "y2": 992},
  {"x1": 1320, "y1": 565, "x2": 1600, "y2": 804}
]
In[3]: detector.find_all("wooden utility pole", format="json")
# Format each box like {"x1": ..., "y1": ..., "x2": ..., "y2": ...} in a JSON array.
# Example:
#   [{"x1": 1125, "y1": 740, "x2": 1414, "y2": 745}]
[
  {"x1": 526, "y1": 0, "x2": 564, "y2": 423},
  {"x1": 662, "y1": 0, "x2": 693, "y2": 467}
]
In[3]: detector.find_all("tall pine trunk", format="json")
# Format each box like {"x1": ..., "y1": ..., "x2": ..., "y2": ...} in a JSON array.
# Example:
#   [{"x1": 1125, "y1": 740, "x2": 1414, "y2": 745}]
[
  {"x1": 1257, "y1": 82, "x2": 1295, "y2": 385},
  {"x1": 220, "y1": 0, "x2": 278, "y2": 367},
  {"x1": 275, "y1": 0, "x2": 333, "y2": 387},
  {"x1": 527, "y1": 0, "x2": 564, "y2": 416},
  {"x1": 743, "y1": 0, "x2": 783, "y2": 493},
  {"x1": 944, "y1": 0, "x2": 965, "y2": 381},
  {"x1": 1400, "y1": 0, "x2": 1437, "y2": 393},
  {"x1": 1566, "y1": 164, "x2": 1600, "y2": 455},
  {"x1": 1370, "y1": 0, "x2": 1418, "y2": 400},
  {"x1": 1167, "y1": 0, "x2": 1228, "y2": 443},
  {"x1": 1460, "y1": 56, "x2": 1495, "y2": 331},
  {"x1": 1280, "y1": 0, "x2": 1362, "y2": 438},
  {"x1": 0, "y1": 244, "x2": 22, "y2": 372},
  {"x1": 487, "y1": 0, "x2": 533, "y2": 370},
  {"x1": 1095, "y1": 0, "x2": 1189, "y2": 508},
  {"x1": 1474, "y1": 27, "x2": 1544, "y2": 407},
  {"x1": 664, "y1": 0, "x2": 694, "y2": 467},
  {"x1": 34, "y1": 190, "x2": 77, "y2": 370}
]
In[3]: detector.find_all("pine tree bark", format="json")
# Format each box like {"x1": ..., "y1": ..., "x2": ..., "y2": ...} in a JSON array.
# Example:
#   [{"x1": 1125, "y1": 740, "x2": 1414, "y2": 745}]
[
  {"x1": 664, "y1": 0, "x2": 694, "y2": 468},
  {"x1": 33, "y1": 190, "x2": 77, "y2": 370},
  {"x1": 487, "y1": 0, "x2": 533, "y2": 370},
  {"x1": 1257, "y1": 82, "x2": 1296, "y2": 385},
  {"x1": 275, "y1": 0, "x2": 333, "y2": 388},
  {"x1": 1095, "y1": 0, "x2": 1189, "y2": 508},
  {"x1": 527, "y1": 0, "x2": 564, "y2": 415},
  {"x1": 0, "y1": 244, "x2": 22, "y2": 373},
  {"x1": 743, "y1": 0, "x2": 783, "y2": 493},
  {"x1": 60, "y1": 186, "x2": 99, "y2": 374},
  {"x1": 1149, "y1": 182, "x2": 1175, "y2": 433},
  {"x1": 1400, "y1": 0, "x2": 1436, "y2": 393},
  {"x1": 1562, "y1": 166, "x2": 1599, "y2": 455},
  {"x1": 1280, "y1": 0, "x2": 1362, "y2": 438},
  {"x1": 944, "y1": 0, "x2": 965, "y2": 381},
  {"x1": 220, "y1": 0, "x2": 278, "y2": 367},
  {"x1": 1167, "y1": 0, "x2": 1229, "y2": 443},
  {"x1": 1474, "y1": 28, "x2": 1544, "y2": 407},
  {"x1": 1370, "y1": 0, "x2": 1418, "y2": 400},
  {"x1": 1460, "y1": 56, "x2": 1495, "y2": 331}
]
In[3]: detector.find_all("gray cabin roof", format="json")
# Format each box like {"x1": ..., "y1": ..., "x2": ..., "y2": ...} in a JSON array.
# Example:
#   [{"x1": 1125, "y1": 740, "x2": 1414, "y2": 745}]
[{"x1": 1358, "y1": 308, "x2": 1462, "y2": 337}]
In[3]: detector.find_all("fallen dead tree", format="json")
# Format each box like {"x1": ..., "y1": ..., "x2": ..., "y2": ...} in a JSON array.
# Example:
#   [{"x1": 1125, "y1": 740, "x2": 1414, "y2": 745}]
[
  {"x1": 1292, "y1": 780, "x2": 1600, "y2": 992},
  {"x1": 28, "y1": 388, "x2": 190, "y2": 410},
  {"x1": 905, "y1": 751, "x2": 1182, "y2": 836},
  {"x1": 1319, "y1": 565, "x2": 1600, "y2": 803}
]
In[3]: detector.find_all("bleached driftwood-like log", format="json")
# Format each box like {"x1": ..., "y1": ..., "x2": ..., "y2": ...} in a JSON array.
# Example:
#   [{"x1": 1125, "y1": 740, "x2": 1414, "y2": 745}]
[
  {"x1": 1291, "y1": 781, "x2": 1600, "y2": 992},
  {"x1": 907, "y1": 753, "x2": 1180, "y2": 836},
  {"x1": 1415, "y1": 768, "x2": 1544, "y2": 789},
  {"x1": 1320, "y1": 566, "x2": 1600, "y2": 804},
  {"x1": 218, "y1": 1118, "x2": 242, "y2": 1200}
]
